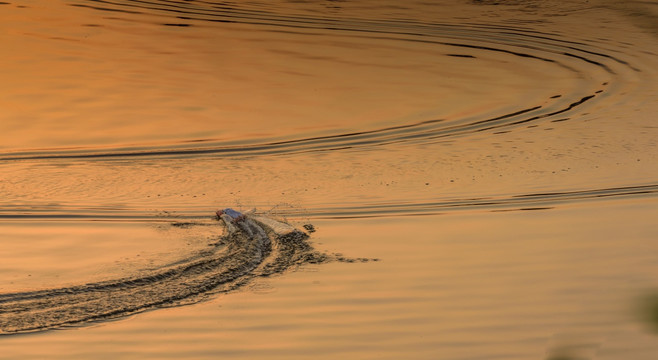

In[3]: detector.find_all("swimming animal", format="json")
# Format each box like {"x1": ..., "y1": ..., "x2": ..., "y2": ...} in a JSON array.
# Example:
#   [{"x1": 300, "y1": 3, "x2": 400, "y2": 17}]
[
  {"x1": 0, "y1": 211, "x2": 326, "y2": 334},
  {"x1": 216, "y1": 208, "x2": 245, "y2": 221}
]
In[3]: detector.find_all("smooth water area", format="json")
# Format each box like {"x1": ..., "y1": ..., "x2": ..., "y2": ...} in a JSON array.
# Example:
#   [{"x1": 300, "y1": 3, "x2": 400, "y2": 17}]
[{"x1": 1, "y1": 0, "x2": 657, "y2": 358}]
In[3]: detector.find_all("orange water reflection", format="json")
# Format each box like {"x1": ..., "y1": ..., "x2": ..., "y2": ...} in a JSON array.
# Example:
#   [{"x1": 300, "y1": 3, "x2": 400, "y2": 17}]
[{"x1": 1, "y1": 0, "x2": 657, "y2": 358}]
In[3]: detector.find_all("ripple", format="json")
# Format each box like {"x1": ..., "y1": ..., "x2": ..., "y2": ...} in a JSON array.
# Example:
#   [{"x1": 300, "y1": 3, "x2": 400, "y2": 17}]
[
  {"x1": 0, "y1": 91, "x2": 608, "y2": 161},
  {"x1": 1, "y1": 183, "x2": 656, "y2": 221},
  {"x1": 0, "y1": 215, "x2": 327, "y2": 335},
  {"x1": 1, "y1": 0, "x2": 638, "y2": 160},
  {"x1": 289, "y1": 184, "x2": 658, "y2": 219}
]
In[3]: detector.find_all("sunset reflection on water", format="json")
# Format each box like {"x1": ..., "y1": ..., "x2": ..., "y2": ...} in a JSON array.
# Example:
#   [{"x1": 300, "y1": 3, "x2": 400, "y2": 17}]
[{"x1": 1, "y1": 0, "x2": 657, "y2": 358}]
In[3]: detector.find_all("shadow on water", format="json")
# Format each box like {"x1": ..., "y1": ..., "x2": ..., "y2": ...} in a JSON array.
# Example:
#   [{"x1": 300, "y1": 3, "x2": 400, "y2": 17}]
[
  {"x1": 636, "y1": 291, "x2": 658, "y2": 334},
  {"x1": 546, "y1": 351, "x2": 589, "y2": 360}
]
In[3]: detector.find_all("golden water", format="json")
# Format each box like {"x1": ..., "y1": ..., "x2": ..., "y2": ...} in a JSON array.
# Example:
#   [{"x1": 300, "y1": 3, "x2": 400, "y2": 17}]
[{"x1": 1, "y1": 0, "x2": 657, "y2": 358}]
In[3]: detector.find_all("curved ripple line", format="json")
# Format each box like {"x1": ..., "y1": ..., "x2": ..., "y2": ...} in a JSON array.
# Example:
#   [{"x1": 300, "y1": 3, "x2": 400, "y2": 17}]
[
  {"x1": 70, "y1": 0, "x2": 633, "y2": 73},
  {"x1": 0, "y1": 92, "x2": 602, "y2": 161},
  {"x1": 8, "y1": 1, "x2": 631, "y2": 161},
  {"x1": 0, "y1": 215, "x2": 326, "y2": 335},
  {"x1": 277, "y1": 184, "x2": 658, "y2": 219},
  {"x1": 69, "y1": 0, "x2": 632, "y2": 82},
  {"x1": 1, "y1": 184, "x2": 655, "y2": 221}
]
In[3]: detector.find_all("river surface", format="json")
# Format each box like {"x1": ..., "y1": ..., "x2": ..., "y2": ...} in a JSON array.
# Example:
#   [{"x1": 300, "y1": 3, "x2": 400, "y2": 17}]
[{"x1": 1, "y1": 0, "x2": 657, "y2": 358}]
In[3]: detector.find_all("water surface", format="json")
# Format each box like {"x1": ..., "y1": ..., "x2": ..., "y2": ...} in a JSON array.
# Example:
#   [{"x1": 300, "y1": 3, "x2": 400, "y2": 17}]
[{"x1": 1, "y1": 0, "x2": 657, "y2": 358}]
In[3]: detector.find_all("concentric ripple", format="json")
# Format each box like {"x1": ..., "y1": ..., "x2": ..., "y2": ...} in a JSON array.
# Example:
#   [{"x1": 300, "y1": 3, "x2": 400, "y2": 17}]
[
  {"x1": 0, "y1": 1, "x2": 656, "y2": 358},
  {"x1": 0, "y1": 0, "x2": 640, "y2": 160},
  {"x1": 0, "y1": 1, "x2": 656, "y2": 346}
]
